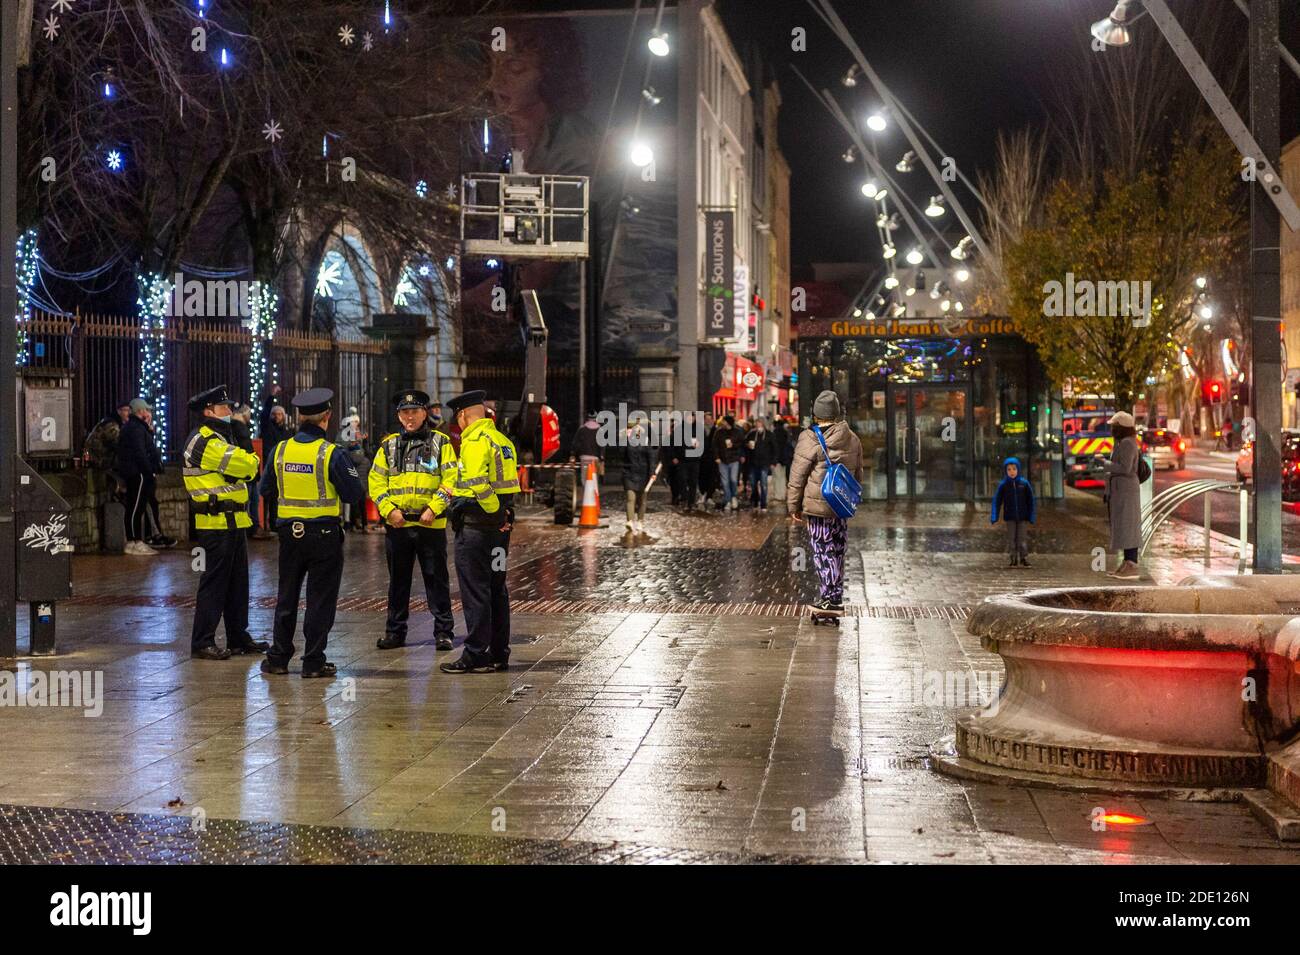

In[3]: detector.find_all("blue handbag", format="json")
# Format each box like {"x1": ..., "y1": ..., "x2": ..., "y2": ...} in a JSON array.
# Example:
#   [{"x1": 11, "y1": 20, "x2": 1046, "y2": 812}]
[{"x1": 812, "y1": 424, "x2": 862, "y2": 519}]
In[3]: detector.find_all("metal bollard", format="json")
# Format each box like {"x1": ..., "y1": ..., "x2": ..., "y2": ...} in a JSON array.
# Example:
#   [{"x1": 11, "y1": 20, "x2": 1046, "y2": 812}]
[
  {"x1": 1204, "y1": 493, "x2": 1212, "y2": 564},
  {"x1": 1239, "y1": 488, "x2": 1249, "y2": 567}
]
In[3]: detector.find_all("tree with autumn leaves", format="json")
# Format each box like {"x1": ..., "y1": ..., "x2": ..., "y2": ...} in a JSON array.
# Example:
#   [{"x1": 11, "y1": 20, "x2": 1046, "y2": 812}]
[{"x1": 982, "y1": 10, "x2": 1249, "y2": 416}]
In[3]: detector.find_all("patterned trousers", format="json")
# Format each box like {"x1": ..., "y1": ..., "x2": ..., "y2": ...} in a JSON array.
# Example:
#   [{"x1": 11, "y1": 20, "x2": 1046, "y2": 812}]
[{"x1": 806, "y1": 514, "x2": 848, "y2": 603}]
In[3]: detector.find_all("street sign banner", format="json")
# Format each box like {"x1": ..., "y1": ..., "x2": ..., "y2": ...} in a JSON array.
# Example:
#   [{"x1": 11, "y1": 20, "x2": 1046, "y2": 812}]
[{"x1": 704, "y1": 210, "x2": 734, "y2": 340}]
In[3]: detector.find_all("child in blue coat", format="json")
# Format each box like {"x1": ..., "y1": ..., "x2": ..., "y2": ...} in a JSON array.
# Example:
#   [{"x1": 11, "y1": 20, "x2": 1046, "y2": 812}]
[{"x1": 991, "y1": 457, "x2": 1036, "y2": 567}]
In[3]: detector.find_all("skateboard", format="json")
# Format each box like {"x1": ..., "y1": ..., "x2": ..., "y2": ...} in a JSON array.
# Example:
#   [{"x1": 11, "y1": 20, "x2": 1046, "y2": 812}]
[{"x1": 809, "y1": 605, "x2": 844, "y2": 626}]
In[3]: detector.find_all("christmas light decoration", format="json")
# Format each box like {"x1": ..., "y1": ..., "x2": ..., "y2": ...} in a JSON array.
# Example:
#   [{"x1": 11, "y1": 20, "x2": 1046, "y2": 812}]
[
  {"x1": 246, "y1": 282, "x2": 278, "y2": 436},
  {"x1": 15, "y1": 229, "x2": 38, "y2": 366},
  {"x1": 315, "y1": 254, "x2": 343, "y2": 298},
  {"x1": 415, "y1": 179, "x2": 428, "y2": 198},
  {"x1": 393, "y1": 269, "x2": 417, "y2": 308},
  {"x1": 106, "y1": 148, "x2": 124, "y2": 171},
  {"x1": 136, "y1": 273, "x2": 174, "y2": 452}
]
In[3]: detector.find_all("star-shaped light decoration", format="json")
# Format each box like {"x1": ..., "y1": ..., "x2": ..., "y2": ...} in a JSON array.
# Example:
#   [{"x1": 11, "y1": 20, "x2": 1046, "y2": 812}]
[
  {"x1": 338, "y1": 24, "x2": 354, "y2": 46},
  {"x1": 106, "y1": 149, "x2": 123, "y2": 171},
  {"x1": 262, "y1": 120, "x2": 283, "y2": 143},
  {"x1": 42, "y1": 15, "x2": 60, "y2": 40},
  {"x1": 362, "y1": 31, "x2": 374, "y2": 52},
  {"x1": 445, "y1": 182, "x2": 457, "y2": 199},
  {"x1": 52, "y1": 0, "x2": 75, "y2": 13},
  {"x1": 315, "y1": 257, "x2": 343, "y2": 298},
  {"x1": 415, "y1": 179, "x2": 428, "y2": 198}
]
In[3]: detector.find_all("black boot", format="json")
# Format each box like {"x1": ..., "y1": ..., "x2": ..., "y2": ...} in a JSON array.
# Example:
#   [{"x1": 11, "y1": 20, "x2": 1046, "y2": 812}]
[
  {"x1": 191, "y1": 645, "x2": 232, "y2": 660},
  {"x1": 376, "y1": 634, "x2": 406, "y2": 650}
]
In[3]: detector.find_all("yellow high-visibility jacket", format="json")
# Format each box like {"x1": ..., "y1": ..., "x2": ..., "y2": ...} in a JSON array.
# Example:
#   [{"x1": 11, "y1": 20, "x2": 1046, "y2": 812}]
[
  {"x1": 448, "y1": 416, "x2": 519, "y2": 521},
  {"x1": 182, "y1": 424, "x2": 259, "y2": 531},
  {"x1": 369, "y1": 429, "x2": 456, "y2": 529}
]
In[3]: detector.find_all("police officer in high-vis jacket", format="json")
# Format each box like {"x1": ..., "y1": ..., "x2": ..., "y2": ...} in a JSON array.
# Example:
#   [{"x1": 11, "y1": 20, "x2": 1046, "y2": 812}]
[
  {"x1": 370, "y1": 389, "x2": 458, "y2": 651},
  {"x1": 438, "y1": 390, "x2": 520, "y2": 675},
  {"x1": 258, "y1": 388, "x2": 365, "y2": 678},
  {"x1": 183, "y1": 384, "x2": 270, "y2": 660}
]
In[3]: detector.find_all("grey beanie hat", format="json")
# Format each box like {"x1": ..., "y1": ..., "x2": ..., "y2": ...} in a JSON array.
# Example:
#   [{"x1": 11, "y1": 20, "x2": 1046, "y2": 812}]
[{"x1": 813, "y1": 390, "x2": 842, "y2": 420}]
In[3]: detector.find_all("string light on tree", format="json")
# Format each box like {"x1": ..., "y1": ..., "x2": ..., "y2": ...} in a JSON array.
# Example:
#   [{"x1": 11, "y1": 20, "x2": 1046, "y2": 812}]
[
  {"x1": 15, "y1": 229, "x2": 38, "y2": 366},
  {"x1": 136, "y1": 273, "x2": 173, "y2": 452},
  {"x1": 245, "y1": 283, "x2": 278, "y2": 436}
]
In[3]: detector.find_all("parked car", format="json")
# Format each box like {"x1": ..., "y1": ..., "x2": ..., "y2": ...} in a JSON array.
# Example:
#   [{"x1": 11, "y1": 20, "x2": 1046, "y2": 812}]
[
  {"x1": 1138, "y1": 428, "x2": 1186, "y2": 470},
  {"x1": 1236, "y1": 431, "x2": 1300, "y2": 496}
]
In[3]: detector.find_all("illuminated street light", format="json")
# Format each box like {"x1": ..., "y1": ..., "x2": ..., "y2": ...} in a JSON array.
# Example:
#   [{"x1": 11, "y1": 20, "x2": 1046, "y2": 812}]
[
  {"x1": 1195, "y1": 275, "x2": 1208, "y2": 289},
  {"x1": 882, "y1": 243, "x2": 897, "y2": 260},
  {"x1": 866, "y1": 111, "x2": 888, "y2": 132},
  {"x1": 906, "y1": 247, "x2": 924, "y2": 266},
  {"x1": 648, "y1": 31, "x2": 670, "y2": 56},
  {"x1": 630, "y1": 142, "x2": 654, "y2": 167},
  {"x1": 1200, "y1": 304, "x2": 1214, "y2": 320},
  {"x1": 842, "y1": 64, "x2": 860, "y2": 88},
  {"x1": 1091, "y1": 1, "x2": 1141, "y2": 47},
  {"x1": 884, "y1": 275, "x2": 900, "y2": 289},
  {"x1": 896, "y1": 150, "x2": 916, "y2": 173},
  {"x1": 861, "y1": 181, "x2": 879, "y2": 198},
  {"x1": 925, "y1": 195, "x2": 946, "y2": 218},
  {"x1": 955, "y1": 268, "x2": 971, "y2": 283},
  {"x1": 842, "y1": 145, "x2": 857, "y2": 163}
]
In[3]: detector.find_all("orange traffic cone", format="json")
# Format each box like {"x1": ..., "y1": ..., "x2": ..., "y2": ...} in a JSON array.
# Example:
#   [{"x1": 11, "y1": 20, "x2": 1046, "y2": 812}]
[{"x1": 578, "y1": 461, "x2": 604, "y2": 528}]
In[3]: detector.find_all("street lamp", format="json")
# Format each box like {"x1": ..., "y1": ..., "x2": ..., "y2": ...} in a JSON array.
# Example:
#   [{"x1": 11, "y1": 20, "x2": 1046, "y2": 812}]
[
  {"x1": 648, "y1": 31, "x2": 670, "y2": 57},
  {"x1": 906, "y1": 247, "x2": 924, "y2": 265},
  {"x1": 866, "y1": 110, "x2": 888, "y2": 132},
  {"x1": 925, "y1": 195, "x2": 946, "y2": 218},
  {"x1": 1090, "y1": 1, "x2": 1143, "y2": 47},
  {"x1": 860, "y1": 180, "x2": 879, "y2": 198},
  {"x1": 630, "y1": 142, "x2": 654, "y2": 167}
]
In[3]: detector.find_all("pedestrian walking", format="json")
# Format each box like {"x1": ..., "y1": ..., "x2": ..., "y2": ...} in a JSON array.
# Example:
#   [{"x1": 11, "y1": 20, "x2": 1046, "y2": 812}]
[
  {"x1": 440, "y1": 390, "x2": 520, "y2": 675},
  {"x1": 660, "y1": 419, "x2": 683, "y2": 506},
  {"x1": 712, "y1": 414, "x2": 743, "y2": 510},
  {"x1": 570, "y1": 410, "x2": 604, "y2": 474},
  {"x1": 770, "y1": 418, "x2": 790, "y2": 502},
  {"x1": 623, "y1": 414, "x2": 655, "y2": 534},
  {"x1": 1098, "y1": 410, "x2": 1143, "y2": 579},
  {"x1": 259, "y1": 388, "x2": 365, "y2": 679},
  {"x1": 182, "y1": 385, "x2": 269, "y2": 661},
  {"x1": 786, "y1": 391, "x2": 863, "y2": 616},
  {"x1": 991, "y1": 456, "x2": 1036, "y2": 567},
  {"x1": 698, "y1": 412, "x2": 718, "y2": 506},
  {"x1": 370, "y1": 389, "x2": 458, "y2": 652},
  {"x1": 679, "y1": 412, "x2": 702, "y2": 511},
  {"x1": 118, "y1": 398, "x2": 171, "y2": 554},
  {"x1": 746, "y1": 417, "x2": 776, "y2": 511}
]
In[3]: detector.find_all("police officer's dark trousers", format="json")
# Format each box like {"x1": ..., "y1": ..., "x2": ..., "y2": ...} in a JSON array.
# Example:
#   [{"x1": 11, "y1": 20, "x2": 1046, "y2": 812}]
[
  {"x1": 454, "y1": 524, "x2": 510, "y2": 665},
  {"x1": 385, "y1": 524, "x2": 454, "y2": 640},
  {"x1": 190, "y1": 528, "x2": 251, "y2": 650},
  {"x1": 269, "y1": 522, "x2": 344, "y2": 670}
]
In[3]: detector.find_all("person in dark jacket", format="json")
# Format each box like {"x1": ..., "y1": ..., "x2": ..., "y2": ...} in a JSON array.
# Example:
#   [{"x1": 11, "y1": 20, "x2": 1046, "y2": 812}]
[
  {"x1": 118, "y1": 398, "x2": 170, "y2": 554},
  {"x1": 745, "y1": 418, "x2": 776, "y2": 511},
  {"x1": 712, "y1": 414, "x2": 743, "y2": 510},
  {"x1": 623, "y1": 416, "x2": 656, "y2": 534},
  {"x1": 258, "y1": 399, "x2": 293, "y2": 533},
  {"x1": 697, "y1": 412, "x2": 717, "y2": 505},
  {"x1": 660, "y1": 419, "x2": 684, "y2": 506},
  {"x1": 678, "y1": 412, "x2": 703, "y2": 511},
  {"x1": 990, "y1": 456, "x2": 1036, "y2": 567},
  {"x1": 570, "y1": 411, "x2": 604, "y2": 467}
]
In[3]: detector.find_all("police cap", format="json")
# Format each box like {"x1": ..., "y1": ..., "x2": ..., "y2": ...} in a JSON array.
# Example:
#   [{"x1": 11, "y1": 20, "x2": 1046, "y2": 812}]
[
  {"x1": 188, "y1": 384, "x2": 232, "y2": 412},
  {"x1": 445, "y1": 389, "x2": 487, "y2": 414},
  {"x1": 292, "y1": 387, "x2": 334, "y2": 415},
  {"x1": 394, "y1": 389, "x2": 431, "y2": 411}
]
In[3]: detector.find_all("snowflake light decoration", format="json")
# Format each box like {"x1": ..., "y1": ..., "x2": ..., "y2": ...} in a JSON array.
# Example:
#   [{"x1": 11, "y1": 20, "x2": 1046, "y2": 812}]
[
  {"x1": 43, "y1": 15, "x2": 60, "y2": 41},
  {"x1": 339, "y1": 25, "x2": 354, "y2": 45},
  {"x1": 415, "y1": 179, "x2": 428, "y2": 198},
  {"x1": 106, "y1": 149, "x2": 123, "y2": 171},
  {"x1": 315, "y1": 256, "x2": 343, "y2": 298},
  {"x1": 262, "y1": 119, "x2": 283, "y2": 143},
  {"x1": 52, "y1": 0, "x2": 75, "y2": 13},
  {"x1": 362, "y1": 32, "x2": 374, "y2": 52}
]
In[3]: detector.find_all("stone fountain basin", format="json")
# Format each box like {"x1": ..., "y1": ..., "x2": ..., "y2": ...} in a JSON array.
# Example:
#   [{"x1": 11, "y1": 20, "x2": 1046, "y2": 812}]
[{"x1": 949, "y1": 579, "x2": 1300, "y2": 789}]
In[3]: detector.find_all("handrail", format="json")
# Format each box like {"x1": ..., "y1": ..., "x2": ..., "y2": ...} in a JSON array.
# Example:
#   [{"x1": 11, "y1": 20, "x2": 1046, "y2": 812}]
[{"x1": 1140, "y1": 479, "x2": 1247, "y2": 563}]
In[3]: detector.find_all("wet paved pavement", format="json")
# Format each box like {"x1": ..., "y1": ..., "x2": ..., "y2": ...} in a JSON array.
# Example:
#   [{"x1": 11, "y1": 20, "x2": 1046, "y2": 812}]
[{"x1": 3, "y1": 487, "x2": 1299, "y2": 863}]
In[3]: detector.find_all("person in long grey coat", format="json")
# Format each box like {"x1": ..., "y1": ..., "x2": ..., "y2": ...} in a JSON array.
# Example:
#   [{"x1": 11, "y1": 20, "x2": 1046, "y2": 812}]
[{"x1": 1097, "y1": 411, "x2": 1142, "y2": 579}]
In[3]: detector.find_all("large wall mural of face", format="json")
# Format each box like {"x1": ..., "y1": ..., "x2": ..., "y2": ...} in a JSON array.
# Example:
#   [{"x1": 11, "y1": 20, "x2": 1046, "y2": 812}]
[{"x1": 464, "y1": 12, "x2": 678, "y2": 371}]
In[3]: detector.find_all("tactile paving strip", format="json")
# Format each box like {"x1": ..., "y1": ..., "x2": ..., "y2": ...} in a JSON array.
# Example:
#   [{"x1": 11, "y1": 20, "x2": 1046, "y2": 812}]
[
  {"x1": 0, "y1": 803, "x2": 846, "y2": 865},
  {"x1": 63, "y1": 594, "x2": 971, "y2": 619}
]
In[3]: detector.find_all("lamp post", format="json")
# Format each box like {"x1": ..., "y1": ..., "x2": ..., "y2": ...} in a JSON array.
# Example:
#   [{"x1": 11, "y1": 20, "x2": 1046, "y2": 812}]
[
  {"x1": 1092, "y1": 0, "x2": 1298, "y2": 572},
  {"x1": 0, "y1": 0, "x2": 21, "y2": 656}
]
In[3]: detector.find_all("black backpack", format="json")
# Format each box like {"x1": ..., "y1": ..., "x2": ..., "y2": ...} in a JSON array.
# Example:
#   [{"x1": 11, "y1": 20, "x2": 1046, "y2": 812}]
[{"x1": 1137, "y1": 456, "x2": 1151, "y2": 483}]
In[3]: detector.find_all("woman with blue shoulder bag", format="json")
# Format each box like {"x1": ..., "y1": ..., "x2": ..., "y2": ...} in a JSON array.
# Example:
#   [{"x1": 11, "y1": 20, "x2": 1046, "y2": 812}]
[{"x1": 786, "y1": 391, "x2": 864, "y2": 617}]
